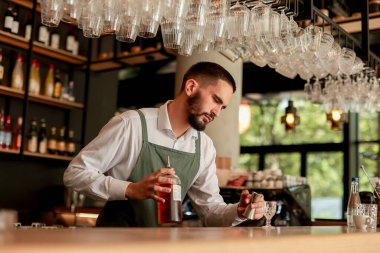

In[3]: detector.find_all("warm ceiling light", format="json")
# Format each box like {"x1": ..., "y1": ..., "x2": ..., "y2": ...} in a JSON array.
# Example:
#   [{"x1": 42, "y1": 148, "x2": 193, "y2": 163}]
[
  {"x1": 326, "y1": 109, "x2": 346, "y2": 131},
  {"x1": 239, "y1": 100, "x2": 251, "y2": 134},
  {"x1": 281, "y1": 100, "x2": 300, "y2": 132}
]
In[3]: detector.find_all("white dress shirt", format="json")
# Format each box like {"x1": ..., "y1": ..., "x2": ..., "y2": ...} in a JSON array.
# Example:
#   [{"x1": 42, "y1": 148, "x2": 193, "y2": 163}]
[{"x1": 64, "y1": 101, "x2": 243, "y2": 226}]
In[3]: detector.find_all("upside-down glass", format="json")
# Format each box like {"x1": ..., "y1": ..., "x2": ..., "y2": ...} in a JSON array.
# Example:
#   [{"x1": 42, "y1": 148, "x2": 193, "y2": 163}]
[
  {"x1": 139, "y1": 0, "x2": 164, "y2": 38},
  {"x1": 115, "y1": 1, "x2": 141, "y2": 43},
  {"x1": 61, "y1": 0, "x2": 83, "y2": 23},
  {"x1": 102, "y1": 0, "x2": 120, "y2": 34},
  {"x1": 40, "y1": 0, "x2": 63, "y2": 27},
  {"x1": 263, "y1": 201, "x2": 277, "y2": 228},
  {"x1": 229, "y1": 0, "x2": 250, "y2": 45}
]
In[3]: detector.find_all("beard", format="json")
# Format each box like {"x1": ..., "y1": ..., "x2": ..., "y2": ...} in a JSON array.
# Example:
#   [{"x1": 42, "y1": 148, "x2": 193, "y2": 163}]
[{"x1": 187, "y1": 91, "x2": 214, "y2": 131}]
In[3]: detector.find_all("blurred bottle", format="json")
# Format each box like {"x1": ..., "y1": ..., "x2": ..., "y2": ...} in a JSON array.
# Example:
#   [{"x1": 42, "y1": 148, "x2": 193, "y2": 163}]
[
  {"x1": 57, "y1": 127, "x2": 66, "y2": 156},
  {"x1": 35, "y1": 61, "x2": 41, "y2": 94},
  {"x1": 50, "y1": 29, "x2": 60, "y2": 49},
  {"x1": 27, "y1": 118, "x2": 38, "y2": 153},
  {"x1": 66, "y1": 27, "x2": 75, "y2": 53},
  {"x1": 0, "y1": 110, "x2": 5, "y2": 148},
  {"x1": 11, "y1": 6, "x2": 19, "y2": 35},
  {"x1": 44, "y1": 64, "x2": 54, "y2": 97},
  {"x1": 53, "y1": 69, "x2": 62, "y2": 99},
  {"x1": 68, "y1": 80, "x2": 75, "y2": 102},
  {"x1": 0, "y1": 48, "x2": 4, "y2": 85},
  {"x1": 47, "y1": 126, "x2": 57, "y2": 154},
  {"x1": 29, "y1": 59, "x2": 38, "y2": 94},
  {"x1": 12, "y1": 116, "x2": 22, "y2": 151},
  {"x1": 66, "y1": 130, "x2": 76, "y2": 156},
  {"x1": 347, "y1": 177, "x2": 361, "y2": 227},
  {"x1": 38, "y1": 118, "x2": 47, "y2": 154},
  {"x1": 3, "y1": 3, "x2": 14, "y2": 33},
  {"x1": 24, "y1": 13, "x2": 33, "y2": 41},
  {"x1": 3, "y1": 115, "x2": 12, "y2": 149},
  {"x1": 11, "y1": 54, "x2": 24, "y2": 90},
  {"x1": 38, "y1": 24, "x2": 49, "y2": 46},
  {"x1": 61, "y1": 73, "x2": 69, "y2": 101}
]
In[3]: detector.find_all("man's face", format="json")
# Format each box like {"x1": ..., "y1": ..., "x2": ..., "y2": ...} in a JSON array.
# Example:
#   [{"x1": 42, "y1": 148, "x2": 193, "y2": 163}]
[{"x1": 187, "y1": 79, "x2": 233, "y2": 131}]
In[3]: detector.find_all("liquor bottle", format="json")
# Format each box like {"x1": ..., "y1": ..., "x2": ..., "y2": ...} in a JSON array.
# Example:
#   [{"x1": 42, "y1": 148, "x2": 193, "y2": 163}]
[
  {"x1": 50, "y1": 29, "x2": 60, "y2": 49},
  {"x1": 28, "y1": 59, "x2": 37, "y2": 94},
  {"x1": 3, "y1": 4, "x2": 14, "y2": 33},
  {"x1": 68, "y1": 80, "x2": 75, "y2": 102},
  {"x1": 27, "y1": 118, "x2": 38, "y2": 153},
  {"x1": 347, "y1": 177, "x2": 361, "y2": 227},
  {"x1": 38, "y1": 118, "x2": 47, "y2": 154},
  {"x1": 0, "y1": 110, "x2": 5, "y2": 148},
  {"x1": 157, "y1": 156, "x2": 182, "y2": 225},
  {"x1": 11, "y1": 6, "x2": 19, "y2": 35},
  {"x1": 0, "y1": 48, "x2": 4, "y2": 85},
  {"x1": 24, "y1": 14, "x2": 33, "y2": 41},
  {"x1": 66, "y1": 28, "x2": 75, "y2": 53},
  {"x1": 11, "y1": 54, "x2": 24, "y2": 90},
  {"x1": 44, "y1": 64, "x2": 54, "y2": 97},
  {"x1": 53, "y1": 69, "x2": 62, "y2": 99},
  {"x1": 12, "y1": 116, "x2": 22, "y2": 151},
  {"x1": 35, "y1": 61, "x2": 41, "y2": 94},
  {"x1": 66, "y1": 130, "x2": 76, "y2": 156},
  {"x1": 38, "y1": 25, "x2": 49, "y2": 46},
  {"x1": 57, "y1": 127, "x2": 66, "y2": 156},
  {"x1": 3, "y1": 115, "x2": 12, "y2": 149},
  {"x1": 47, "y1": 127, "x2": 57, "y2": 154}
]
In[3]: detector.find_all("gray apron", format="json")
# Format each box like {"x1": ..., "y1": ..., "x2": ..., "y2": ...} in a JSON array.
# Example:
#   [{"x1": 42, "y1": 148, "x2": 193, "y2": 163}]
[{"x1": 96, "y1": 110, "x2": 201, "y2": 227}]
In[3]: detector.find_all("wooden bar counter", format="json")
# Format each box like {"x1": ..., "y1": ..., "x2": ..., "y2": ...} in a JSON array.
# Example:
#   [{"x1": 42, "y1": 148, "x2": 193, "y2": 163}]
[{"x1": 0, "y1": 226, "x2": 379, "y2": 253}]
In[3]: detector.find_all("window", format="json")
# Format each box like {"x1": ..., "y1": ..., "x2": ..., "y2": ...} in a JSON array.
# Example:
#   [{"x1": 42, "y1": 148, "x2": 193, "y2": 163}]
[{"x1": 307, "y1": 152, "x2": 344, "y2": 219}]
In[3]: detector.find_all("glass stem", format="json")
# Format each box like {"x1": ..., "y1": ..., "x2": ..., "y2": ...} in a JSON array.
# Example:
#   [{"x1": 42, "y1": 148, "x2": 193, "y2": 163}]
[{"x1": 266, "y1": 217, "x2": 271, "y2": 227}]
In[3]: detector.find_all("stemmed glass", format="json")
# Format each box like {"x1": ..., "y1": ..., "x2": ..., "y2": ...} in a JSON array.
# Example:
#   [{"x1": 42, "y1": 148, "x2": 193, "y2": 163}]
[{"x1": 263, "y1": 201, "x2": 277, "y2": 228}]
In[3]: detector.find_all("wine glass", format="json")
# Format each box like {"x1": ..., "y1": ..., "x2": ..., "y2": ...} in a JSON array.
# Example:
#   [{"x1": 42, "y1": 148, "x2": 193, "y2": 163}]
[{"x1": 263, "y1": 201, "x2": 277, "y2": 228}]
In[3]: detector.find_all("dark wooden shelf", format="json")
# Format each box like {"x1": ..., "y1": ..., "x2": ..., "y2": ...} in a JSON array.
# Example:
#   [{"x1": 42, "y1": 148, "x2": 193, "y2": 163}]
[
  {"x1": 29, "y1": 93, "x2": 84, "y2": 109},
  {"x1": 0, "y1": 85, "x2": 25, "y2": 99},
  {"x1": 33, "y1": 41, "x2": 87, "y2": 65},
  {"x1": 0, "y1": 148, "x2": 20, "y2": 155},
  {"x1": 0, "y1": 30, "x2": 29, "y2": 50},
  {"x1": 9, "y1": 0, "x2": 41, "y2": 12},
  {"x1": 0, "y1": 31, "x2": 87, "y2": 64},
  {"x1": 24, "y1": 151, "x2": 73, "y2": 161},
  {"x1": 315, "y1": 11, "x2": 380, "y2": 33},
  {"x1": 90, "y1": 49, "x2": 172, "y2": 72},
  {"x1": 0, "y1": 86, "x2": 84, "y2": 110}
]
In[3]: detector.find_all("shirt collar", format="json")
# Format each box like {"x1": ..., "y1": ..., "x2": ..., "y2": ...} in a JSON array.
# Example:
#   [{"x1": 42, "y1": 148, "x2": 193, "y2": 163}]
[{"x1": 158, "y1": 101, "x2": 198, "y2": 140}]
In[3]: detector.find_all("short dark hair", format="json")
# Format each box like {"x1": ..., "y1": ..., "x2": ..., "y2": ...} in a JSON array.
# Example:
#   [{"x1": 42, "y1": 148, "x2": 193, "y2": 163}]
[{"x1": 181, "y1": 62, "x2": 236, "y2": 92}]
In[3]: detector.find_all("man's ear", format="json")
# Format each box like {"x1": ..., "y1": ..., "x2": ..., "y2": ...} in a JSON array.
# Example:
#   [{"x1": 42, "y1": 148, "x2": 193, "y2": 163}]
[{"x1": 185, "y1": 79, "x2": 199, "y2": 96}]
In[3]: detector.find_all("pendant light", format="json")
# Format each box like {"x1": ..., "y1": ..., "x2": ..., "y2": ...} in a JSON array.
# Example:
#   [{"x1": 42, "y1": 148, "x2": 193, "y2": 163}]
[
  {"x1": 280, "y1": 100, "x2": 300, "y2": 132},
  {"x1": 326, "y1": 109, "x2": 346, "y2": 131},
  {"x1": 239, "y1": 100, "x2": 251, "y2": 134}
]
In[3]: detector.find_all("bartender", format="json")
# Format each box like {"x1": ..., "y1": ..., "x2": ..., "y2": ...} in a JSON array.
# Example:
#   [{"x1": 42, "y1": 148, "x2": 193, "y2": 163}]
[{"x1": 64, "y1": 62, "x2": 264, "y2": 227}]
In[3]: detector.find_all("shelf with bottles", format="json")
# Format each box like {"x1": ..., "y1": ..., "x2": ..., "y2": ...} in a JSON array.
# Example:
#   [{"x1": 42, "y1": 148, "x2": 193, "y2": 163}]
[
  {"x1": 90, "y1": 37, "x2": 174, "y2": 72},
  {"x1": 0, "y1": 29, "x2": 86, "y2": 65},
  {"x1": 9, "y1": 0, "x2": 41, "y2": 13},
  {"x1": 311, "y1": 8, "x2": 380, "y2": 33},
  {"x1": 23, "y1": 118, "x2": 78, "y2": 162},
  {"x1": 0, "y1": 48, "x2": 84, "y2": 110},
  {"x1": 0, "y1": 146, "x2": 19, "y2": 154},
  {"x1": 23, "y1": 151, "x2": 73, "y2": 161},
  {"x1": 0, "y1": 85, "x2": 84, "y2": 110}
]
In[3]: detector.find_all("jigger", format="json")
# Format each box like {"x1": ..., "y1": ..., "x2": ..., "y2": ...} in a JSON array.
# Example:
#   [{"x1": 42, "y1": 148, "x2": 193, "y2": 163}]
[{"x1": 243, "y1": 192, "x2": 263, "y2": 220}]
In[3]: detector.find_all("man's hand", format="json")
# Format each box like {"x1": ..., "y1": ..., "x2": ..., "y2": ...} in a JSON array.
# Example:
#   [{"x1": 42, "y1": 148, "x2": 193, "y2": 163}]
[
  {"x1": 237, "y1": 190, "x2": 265, "y2": 220},
  {"x1": 125, "y1": 168, "x2": 175, "y2": 203}
]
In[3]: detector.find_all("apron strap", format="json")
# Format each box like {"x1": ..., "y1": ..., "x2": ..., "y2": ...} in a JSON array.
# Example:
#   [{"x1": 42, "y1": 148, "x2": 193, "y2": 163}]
[{"x1": 136, "y1": 110, "x2": 148, "y2": 142}]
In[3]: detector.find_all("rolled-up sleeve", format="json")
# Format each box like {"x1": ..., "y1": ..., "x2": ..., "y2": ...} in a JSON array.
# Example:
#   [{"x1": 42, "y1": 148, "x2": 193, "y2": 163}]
[{"x1": 187, "y1": 137, "x2": 242, "y2": 227}]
